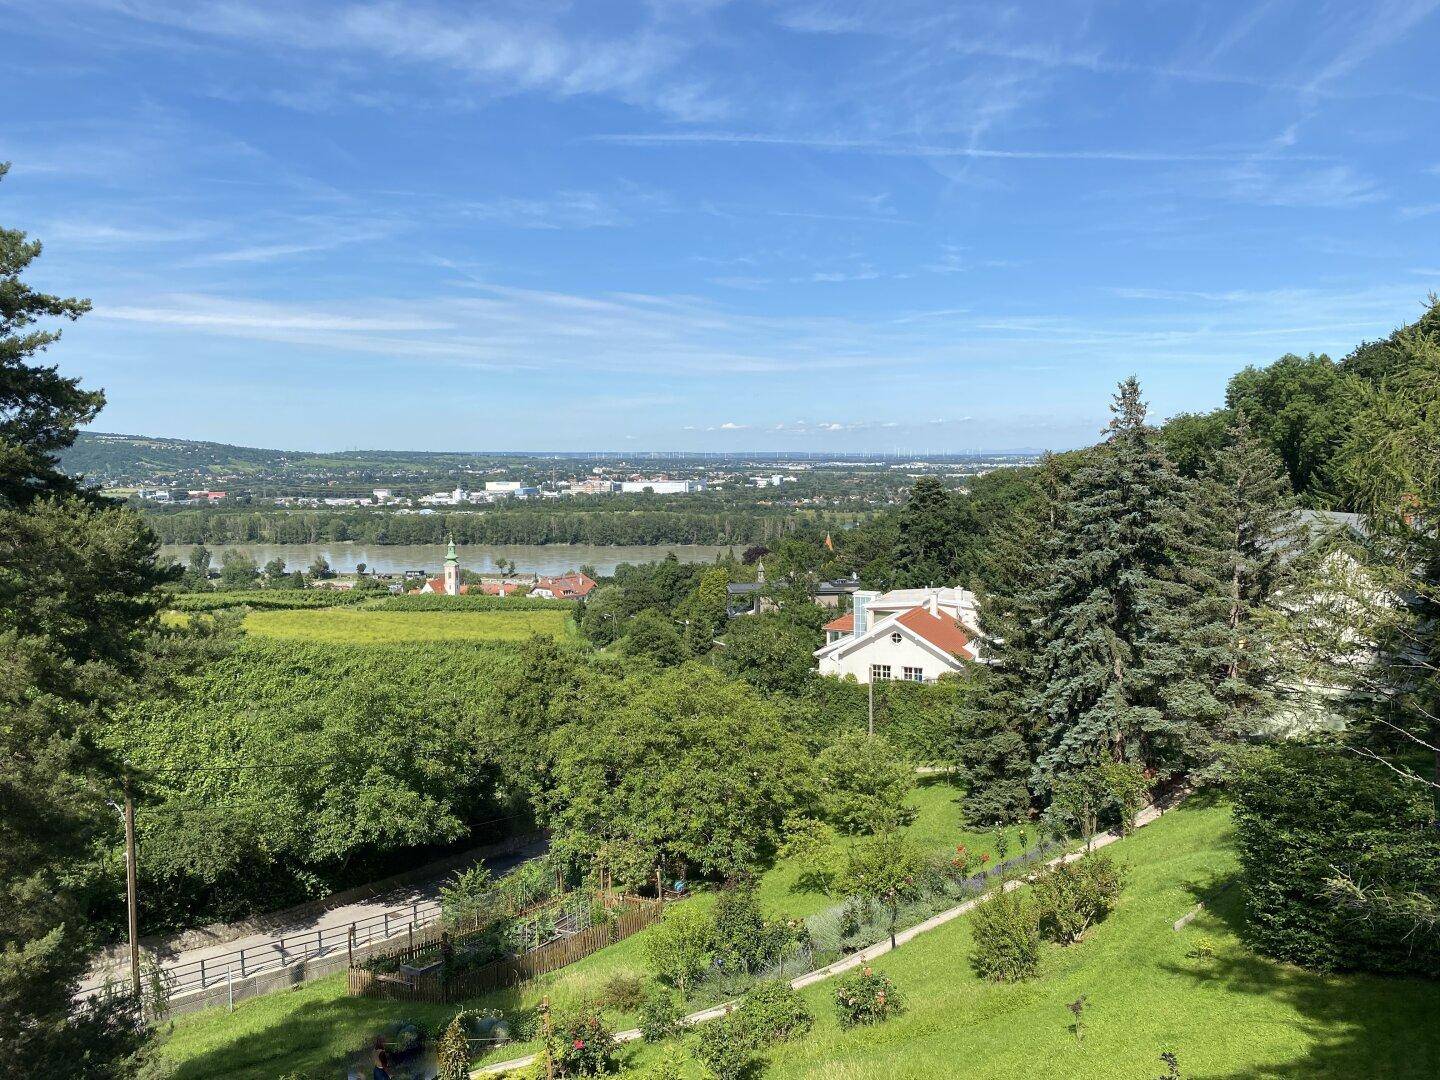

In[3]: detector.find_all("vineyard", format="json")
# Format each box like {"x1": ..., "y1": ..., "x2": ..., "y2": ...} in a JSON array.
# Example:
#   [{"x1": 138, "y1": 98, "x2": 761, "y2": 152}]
[{"x1": 242, "y1": 606, "x2": 576, "y2": 644}]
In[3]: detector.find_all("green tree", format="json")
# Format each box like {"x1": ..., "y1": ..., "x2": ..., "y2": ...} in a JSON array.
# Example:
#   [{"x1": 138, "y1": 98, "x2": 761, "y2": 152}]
[
  {"x1": 893, "y1": 476, "x2": 958, "y2": 587},
  {"x1": 181, "y1": 542, "x2": 212, "y2": 590},
  {"x1": 262, "y1": 556, "x2": 288, "y2": 584},
  {"x1": 644, "y1": 902, "x2": 716, "y2": 995},
  {"x1": 717, "y1": 612, "x2": 817, "y2": 696},
  {"x1": 1225, "y1": 352, "x2": 1353, "y2": 501},
  {"x1": 539, "y1": 666, "x2": 816, "y2": 884},
  {"x1": 436, "y1": 1014, "x2": 471, "y2": 1080},
  {"x1": 816, "y1": 732, "x2": 914, "y2": 834},
  {"x1": 620, "y1": 608, "x2": 686, "y2": 666},
  {"x1": 218, "y1": 549, "x2": 259, "y2": 589},
  {"x1": 679, "y1": 565, "x2": 730, "y2": 657},
  {"x1": 1027, "y1": 379, "x2": 1228, "y2": 785},
  {"x1": 1, "y1": 162, "x2": 168, "y2": 1075}
]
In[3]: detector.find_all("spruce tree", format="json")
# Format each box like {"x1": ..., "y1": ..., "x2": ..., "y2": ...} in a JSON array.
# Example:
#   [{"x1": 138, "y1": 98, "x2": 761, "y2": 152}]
[
  {"x1": 1027, "y1": 378, "x2": 1212, "y2": 784},
  {"x1": 893, "y1": 476, "x2": 958, "y2": 586},
  {"x1": 1182, "y1": 410, "x2": 1306, "y2": 757},
  {"x1": 961, "y1": 454, "x2": 1068, "y2": 822}
]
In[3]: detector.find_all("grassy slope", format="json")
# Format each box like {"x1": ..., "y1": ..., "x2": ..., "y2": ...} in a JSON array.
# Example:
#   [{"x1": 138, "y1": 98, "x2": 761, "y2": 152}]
[
  {"x1": 242, "y1": 607, "x2": 575, "y2": 644},
  {"x1": 159, "y1": 780, "x2": 1019, "y2": 1078},
  {"x1": 629, "y1": 800, "x2": 1440, "y2": 1079},
  {"x1": 161, "y1": 791, "x2": 1440, "y2": 1079}
]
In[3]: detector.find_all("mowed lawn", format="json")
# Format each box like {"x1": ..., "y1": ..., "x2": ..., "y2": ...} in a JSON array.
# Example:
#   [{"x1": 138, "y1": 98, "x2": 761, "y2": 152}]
[
  {"x1": 635, "y1": 801, "x2": 1440, "y2": 1080},
  {"x1": 241, "y1": 606, "x2": 575, "y2": 644},
  {"x1": 157, "y1": 790, "x2": 1440, "y2": 1079},
  {"x1": 158, "y1": 780, "x2": 1005, "y2": 1079}
]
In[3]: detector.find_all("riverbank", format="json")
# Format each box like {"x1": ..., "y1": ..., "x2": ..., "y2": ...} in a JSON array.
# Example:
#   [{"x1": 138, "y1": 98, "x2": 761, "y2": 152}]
[{"x1": 158, "y1": 542, "x2": 734, "y2": 577}]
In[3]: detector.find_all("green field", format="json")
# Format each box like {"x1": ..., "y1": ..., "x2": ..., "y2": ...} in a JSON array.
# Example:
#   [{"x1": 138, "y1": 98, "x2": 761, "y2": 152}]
[
  {"x1": 241, "y1": 607, "x2": 575, "y2": 644},
  {"x1": 158, "y1": 791, "x2": 1440, "y2": 1079}
]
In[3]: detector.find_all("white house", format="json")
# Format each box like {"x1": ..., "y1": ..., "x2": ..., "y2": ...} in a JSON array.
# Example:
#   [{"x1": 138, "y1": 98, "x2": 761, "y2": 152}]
[{"x1": 815, "y1": 587, "x2": 980, "y2": 684}]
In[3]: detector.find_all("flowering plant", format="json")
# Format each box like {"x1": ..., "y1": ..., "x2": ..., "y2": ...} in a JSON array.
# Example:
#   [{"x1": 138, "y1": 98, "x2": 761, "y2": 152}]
[
  {"x1": 833, "y1": 966, "x2": 903, "y2": 1027},
  {"x1": 549, "y1": 1005, "x2": 616, "y2": 1076}
]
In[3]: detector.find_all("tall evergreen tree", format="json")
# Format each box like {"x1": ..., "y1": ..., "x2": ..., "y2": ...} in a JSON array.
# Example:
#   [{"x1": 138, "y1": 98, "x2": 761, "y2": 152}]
[
  {"x1": 1027, "y1": 379, "x2": 1227, "y2": 786},
  {"x1": 1, "y1": 163, "x2": 170, "y2": 1076},
  {"x1": 961, "y1": 454, "x2": 1069, "y2": 822},
  {"x1": 893, "y1": 476, "x2": 958, "y2": 587}
]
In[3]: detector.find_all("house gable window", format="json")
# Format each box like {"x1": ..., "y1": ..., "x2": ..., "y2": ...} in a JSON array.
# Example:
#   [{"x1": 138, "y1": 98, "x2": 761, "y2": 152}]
[
  {"x1": 869, "y1": 664, "x2": 892, "y2": 681},
  {"x1": 903, "y1": 666, "x2": 924, "y2": 682},
  {"x1": 890, "y1": 631, "x2": 902, "y2": 644}
]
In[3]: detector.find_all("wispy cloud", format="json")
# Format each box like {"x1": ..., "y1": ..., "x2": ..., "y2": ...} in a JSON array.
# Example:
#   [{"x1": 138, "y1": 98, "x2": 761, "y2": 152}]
[{"x1": 590, "y1": 131, "x2": 1327, "y2": 163}]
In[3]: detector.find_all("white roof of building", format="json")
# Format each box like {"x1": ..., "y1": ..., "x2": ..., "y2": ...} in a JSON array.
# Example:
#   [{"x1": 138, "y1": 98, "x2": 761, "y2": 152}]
[{"x1": 868, "y1": 586, "x2": 977, "y2": 610}]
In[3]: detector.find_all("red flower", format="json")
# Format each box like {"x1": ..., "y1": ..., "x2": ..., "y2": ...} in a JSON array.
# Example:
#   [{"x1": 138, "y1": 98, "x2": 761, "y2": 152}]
[
  {"x1": 573, "y1": 1039, "x2": 585, "y2": 1050},
  {"x1": 980, "y1": 853, "x2": 991, "y2": 864},
  {"x1": 955, "y1": 844, "x2": 966, "y2": 853}
]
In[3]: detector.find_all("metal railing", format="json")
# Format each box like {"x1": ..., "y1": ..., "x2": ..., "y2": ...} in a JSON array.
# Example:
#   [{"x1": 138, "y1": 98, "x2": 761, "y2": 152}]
[{"x1": 132, "y1": 896, "x2": 448, "y2": 1001}]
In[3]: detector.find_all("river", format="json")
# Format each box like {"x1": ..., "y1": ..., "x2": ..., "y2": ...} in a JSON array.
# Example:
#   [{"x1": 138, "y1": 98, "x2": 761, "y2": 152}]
[{"x1": 157, "y1": 541, "x2": 735, "y2": 577}]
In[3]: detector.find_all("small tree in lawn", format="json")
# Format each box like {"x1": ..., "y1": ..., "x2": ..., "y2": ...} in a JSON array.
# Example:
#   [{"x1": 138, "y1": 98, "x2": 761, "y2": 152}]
[
  {"x1": 838, "y1": 831, "x2": 931, "y2": 949},
  {"x1": 645, "y1": 902, "x2": 716, "y2": 997},
  {"x1": 713, "y1": 883, "x2": 768, "y2": 975},
  {"x1": 440, "y1": 864, "x2": 494, "y2": 927}
]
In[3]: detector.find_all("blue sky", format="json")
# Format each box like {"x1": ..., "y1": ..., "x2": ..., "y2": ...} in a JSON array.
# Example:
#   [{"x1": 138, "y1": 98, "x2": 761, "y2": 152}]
[{"x1": 3, "y1": 0, "x2": 1438, "y2": 453}]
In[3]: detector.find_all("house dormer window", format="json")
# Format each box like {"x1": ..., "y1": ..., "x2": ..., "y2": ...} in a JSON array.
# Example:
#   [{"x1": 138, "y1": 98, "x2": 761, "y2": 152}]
[{"x1": 890, "y1": 632, "x2": 902, "y2": 644}]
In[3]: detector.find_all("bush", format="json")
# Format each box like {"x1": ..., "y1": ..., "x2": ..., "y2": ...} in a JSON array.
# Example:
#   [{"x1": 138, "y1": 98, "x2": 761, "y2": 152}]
[
  {"x1": 1032, "y1": 853, "x2": 1127, "y2": 945},
  {"x1": 735, "y1": 979, "x2": 812, "y2": 1043},
  {"x1": 713, "y1": 885, "x2": 767, "y2": 974},
  {"x1": 381, "y1": 593, "x2": 576, "y2": 612},
  {"x1": 644, "y1": 903, "x2": 716, "y2": 995},
  {"x1": 638, "y1": 989, "x2": 685, "y2": 1042},
  {"x1": 970, "y1": 889, "x2": 1041, "y2": 982},
  {"x1": 691, "y1": 1014, "x2": 756, "y2": 1080},
  {"x1": 1233, "y1": 745, "x2": 1440, "y2": 975},
  {"x1": 832, "y1": 966, "x2": 902, "y2": 1027},
  {"x1": 550, "y1": 1005, "x2": 617, "y2": 1076},
  {"x1": 595, "y1": 972, "x2": 648, "y2": 1013}
]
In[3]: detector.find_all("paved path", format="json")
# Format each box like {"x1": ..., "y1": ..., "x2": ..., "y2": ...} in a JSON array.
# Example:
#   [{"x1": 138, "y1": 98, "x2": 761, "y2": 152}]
[
  {"x1": 82, "y1": 836, "x2": 547, "y2": 1000},
  {"x1": 473, "y1": 799, "x2": 1178, "y2": 1076}
]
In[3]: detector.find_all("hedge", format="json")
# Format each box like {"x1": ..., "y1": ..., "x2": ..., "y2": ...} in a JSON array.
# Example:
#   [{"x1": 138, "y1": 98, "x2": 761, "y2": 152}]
[{"x1": 1232, "y1": 744, "x2": 1440, "y2": 976}]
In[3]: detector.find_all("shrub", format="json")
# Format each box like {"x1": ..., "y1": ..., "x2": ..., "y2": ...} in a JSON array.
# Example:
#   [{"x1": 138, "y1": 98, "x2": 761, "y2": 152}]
[
  {"x1": 639, "y1": 989, "x2": 685, "y2": 1042},
  {"x1": 595, "y1": 972, "x2": 648, "y2": 1012},
  {"x1": 970, "y1": 888, "x2": 1041, "y2": 982},
  {"x1": 713, "y1": 885, "x2": 767, "y2": 974},
  {"x1": 691, "y1": 1014, "x2": 756, "y2": 1080},
  {"x1": 436, "y1": 1014, "x2": 471, "y2": 1080},
  {"x1": 550, "y1": 1005, "x2": 617, "y2": 1076},
  {"x1": 1032, "y1": 853, "x2": 1127, "y2": 945},
  {"x1": 645, "y1": 903, "x2": 716, "y2": 995},
  {"x1": 1186, "y1": 935, "x2": 1216, "y2": 961},
  {"x1": 735, "y1": 979, "x2": 813, "y2": 1043},
  {"x1": 1233, "y1": 745, "x2": 1440, "y2": 975},
  {"x1": 833, "y1": 966, "x2": 902, "y2": 1027}
]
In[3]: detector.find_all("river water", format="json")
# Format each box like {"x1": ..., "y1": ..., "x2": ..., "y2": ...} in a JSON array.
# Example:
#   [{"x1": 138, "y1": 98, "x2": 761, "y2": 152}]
[{"x1": 157, "y1": 541, "x2": 734, "y2": 577}]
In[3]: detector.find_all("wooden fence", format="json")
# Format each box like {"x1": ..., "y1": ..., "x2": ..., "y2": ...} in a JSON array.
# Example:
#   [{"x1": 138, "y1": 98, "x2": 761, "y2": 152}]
[{"x1": 348, "y1": 897, "x2": 663, "y2": 1005}]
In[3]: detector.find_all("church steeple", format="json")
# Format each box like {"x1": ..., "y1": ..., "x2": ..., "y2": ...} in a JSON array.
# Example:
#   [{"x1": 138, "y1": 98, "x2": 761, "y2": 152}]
[{"x1": 443, "y1": 536, "x2": 459, "y2": 595}]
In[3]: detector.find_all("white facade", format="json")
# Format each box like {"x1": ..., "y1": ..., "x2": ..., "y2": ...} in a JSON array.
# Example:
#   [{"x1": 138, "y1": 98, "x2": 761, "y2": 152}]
[
  {"x1": 485, "y1": 481, "x2": 523, "y2": 493},
  {"x1": 815, "y1": 612, "x2": 963, "y2": 684},
  {"x1": 619, "y1": 479, "x2": 706, "y2": 494},
  {"x1": 867, "y1": 587, "x2": 980, "y2": 628}
]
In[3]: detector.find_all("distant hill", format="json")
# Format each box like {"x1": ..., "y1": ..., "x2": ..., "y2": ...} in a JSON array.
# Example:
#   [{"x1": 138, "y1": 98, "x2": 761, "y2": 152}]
[{"x1": 59, "y1": 432, "x2": 305, "y2": 481}]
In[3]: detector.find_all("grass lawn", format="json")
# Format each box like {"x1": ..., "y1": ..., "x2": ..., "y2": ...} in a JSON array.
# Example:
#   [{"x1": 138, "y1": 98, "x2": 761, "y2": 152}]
[
  {"x1": 160, "y1": 788, "x2": 1440, "y2": 1080},
  {"x1": 240, "y1": 607, "x2": 575, "y2": 644},
  {"x1": 625, "y1": 799, "x2": 1440, "y2": 1079},
  {"x1": 158, "y1": 778, "x2": 1005, "y2": 1078}
]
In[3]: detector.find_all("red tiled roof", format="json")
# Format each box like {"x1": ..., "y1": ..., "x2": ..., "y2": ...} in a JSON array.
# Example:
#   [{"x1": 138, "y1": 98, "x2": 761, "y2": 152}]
[
  {"x1": 896, "y1": 606, "x2": 971, "y2": 655},
  {"x1": 823, "y1": 612, "x2": 854, "y2": 632},
  {"x1": 534, "y1": 571, "x2": 597, "y2": 599}
]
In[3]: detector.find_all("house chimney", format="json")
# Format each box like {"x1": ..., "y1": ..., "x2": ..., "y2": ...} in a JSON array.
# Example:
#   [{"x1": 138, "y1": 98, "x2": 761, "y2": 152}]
[
  {"x1": 928, "y1": 590, "x2": 939, "y2": 616},
  {"x1": 853, "y1": 590, "x2": 877, "y2": 636}
]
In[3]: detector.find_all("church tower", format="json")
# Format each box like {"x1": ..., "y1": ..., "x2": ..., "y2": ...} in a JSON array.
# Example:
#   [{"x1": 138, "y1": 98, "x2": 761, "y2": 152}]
[{"x1": 443, "y1": 537, "x2": 460, "y2": 596}]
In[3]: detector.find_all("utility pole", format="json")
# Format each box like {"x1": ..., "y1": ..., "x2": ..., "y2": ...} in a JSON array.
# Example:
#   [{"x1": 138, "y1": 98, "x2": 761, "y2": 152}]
[
  {"x1": 123, "y1": 775, "x2": 141, "y2": 1001},
  {"x1": 868, "y1": 678, "x2": 874, "y2": 737}
]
